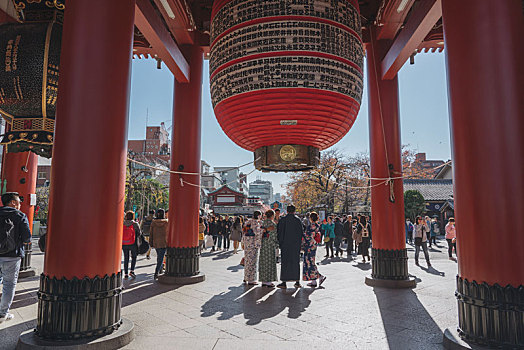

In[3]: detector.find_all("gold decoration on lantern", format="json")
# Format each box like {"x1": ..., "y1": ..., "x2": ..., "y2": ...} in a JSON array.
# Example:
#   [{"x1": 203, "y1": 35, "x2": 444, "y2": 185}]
[
  {"x1": 280, "y1": 145, "x2": 297, "y2": 162},
  {"x1": 45, "y1": 0, "x2": 65, "y2": 10}
]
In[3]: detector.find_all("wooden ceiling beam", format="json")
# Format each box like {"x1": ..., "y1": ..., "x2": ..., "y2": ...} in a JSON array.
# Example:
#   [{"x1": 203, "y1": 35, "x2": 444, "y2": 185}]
[
  {"x1": 381, "y1": 0, "x2": 441, "y2": 80},
  {"x1": 135, "y1": 0, "x2": 190, "y2": 82}
]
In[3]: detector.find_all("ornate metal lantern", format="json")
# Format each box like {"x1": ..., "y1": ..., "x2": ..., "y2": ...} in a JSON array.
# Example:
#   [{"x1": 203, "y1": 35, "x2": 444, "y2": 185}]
[
  {"x1": 0, "y1": 1, "x2": 64, "y2": 158},
  {"x1": 210, "y1": 0, "x2": 364, "y2": 171}
]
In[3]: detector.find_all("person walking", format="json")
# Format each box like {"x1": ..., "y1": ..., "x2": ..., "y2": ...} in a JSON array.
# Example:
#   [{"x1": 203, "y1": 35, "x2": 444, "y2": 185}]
[
  {"x1": 277, "y1": 205, "x2": 304, "y2": 289},
  {"x1": 209, "y1": 216, "x2": 219, "y2": 252},
  {"x1": 243, "y1": 211, "x2": 262, "y2": 285},
  {"x1": 356, "y1": 216, "x2": 371, "y2": 263},
  {"x1": 231, "y1": 216, "x2": 243, "y2": 254},
  {"x1": 223, "y1": 215, "x2": 232, "y2": 251},
  {"x1": 334, "y1": 217, "x2": 344, "y2": 257},
  {"x1": 140, "y1": 209, "x2": 155, "y2": 260},
  {"x1": 302, "y1": 212, "x2": 326, "y2": 288},
  {"x1": 122, "y1": 211, "x2": 141, "y2": 279},
  {"x1": 445, "y1": 217, "x2": 457, "y2": 260},
  {"x1": 0, "y1": 192, "x2": 31, "y2": 324},
  {"x1": 150, "y1": 209, "x2": 169, "y2": 279},
  {"x1": 216, "y1": 216, "x2": 224, "y2": 250},
  {"x1": 414, "y1": 216, "x2": 431, "y2": 267},
  {"x1": 405, "y1": 218, "x2": 414, "y2": 244},
  {"x1": 425, "y1": 216, "x2": 432, "y2": 243},
  {"x1": 343, "y1": 215, "x2": 353, "y2": 257},
  {"x1": 259, "y1": 210, "x2": 278, "y2": 287},
  {"x1": 323, "y1": 216, "x2": 335, "y2": 258},
  {"x1": 198, "y1": 217, "x2": 206, "y2": 251},
  {"x1": 429, "y1": 217, "x2": 438, "y2": 247}
]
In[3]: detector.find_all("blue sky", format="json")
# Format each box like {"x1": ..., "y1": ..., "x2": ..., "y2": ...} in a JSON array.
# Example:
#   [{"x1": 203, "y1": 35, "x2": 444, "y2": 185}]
[{"x1": 128, "y1": 53, "x2": 451, "y2": 195}]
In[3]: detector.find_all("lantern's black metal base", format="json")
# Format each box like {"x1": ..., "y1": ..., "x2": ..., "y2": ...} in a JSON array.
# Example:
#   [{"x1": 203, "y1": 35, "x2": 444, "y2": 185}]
[
  {"x1": 17, "y1": 318, "x2": 134, "y2": 350},
  {"x1": 454, "y1": 276, "x2": 523, "y2": 349},
  {"x1": 36, "y1": 273, "x2": 123, "y2": 340},
  {"x1": 443, "y1": 328, "x2": 493, "y2": 350},
  {"x1": 366, "y1": 248, "x2": 415, "y2": 288},
  {"x1": 158, "y1": 272, "x2": 206, "y2": 285},
  {"x1": 254, "y1": 145, "x2": 320, "y2": 172},
  {"x1": 164, "y1": 246, "x2": 201, "y2": 277}
]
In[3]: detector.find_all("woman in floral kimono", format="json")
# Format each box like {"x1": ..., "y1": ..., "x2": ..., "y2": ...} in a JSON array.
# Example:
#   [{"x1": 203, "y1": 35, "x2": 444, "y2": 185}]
[
  {"x1": 302, "y1": 212, "x2": 326, "y2": 288},
  {"x1": 259, "y1": 210, "x2": 278, "y2": 287},
  {"x1": 242, "y1": 210, "x2": 262, "y2": 285}
]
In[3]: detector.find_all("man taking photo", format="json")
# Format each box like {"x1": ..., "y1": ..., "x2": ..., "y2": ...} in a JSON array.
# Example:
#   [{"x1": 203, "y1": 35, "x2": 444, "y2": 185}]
[{"x1": 0, "y1": 192, "x2": 31, "y2": 323}]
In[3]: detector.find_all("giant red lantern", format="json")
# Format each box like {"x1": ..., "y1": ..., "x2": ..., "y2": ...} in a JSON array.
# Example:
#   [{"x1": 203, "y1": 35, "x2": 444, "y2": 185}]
[{"x1": 210, "y1": 0, "x2": 364, "y2": 171}]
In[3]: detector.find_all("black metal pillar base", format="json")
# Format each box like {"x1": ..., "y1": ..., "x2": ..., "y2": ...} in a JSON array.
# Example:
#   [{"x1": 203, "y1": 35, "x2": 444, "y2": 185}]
[
  {"x1": 366, "y1": 248, "x2": 415, "y2": 288},
  {"x1": 17, "y1": 318, "x2": 134, "y2": 350},
  {"x1": 18, "y1": 242, "x2": 35, "y2": 279},
  {"x1": 453, "y1": 276, "x2": 523, "y2": 348},
  {"x1": 18, "y1": 268, "x2": 36, "y2": 279},
  {"x1": 365, "y1": 275, "x2": 416, "y2": 288},
  {"x1": 35, "y1": 273, "x2": 124, "y2": 340},
  {"x1": 159, "y1": 246, "x2": 205, "y2": 285},
  {"x1": 443, "y1": 328, "x2": 492, "y2": 350}
]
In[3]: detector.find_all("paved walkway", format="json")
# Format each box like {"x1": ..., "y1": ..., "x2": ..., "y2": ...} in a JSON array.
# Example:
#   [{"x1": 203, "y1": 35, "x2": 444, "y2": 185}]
[{"x1": 1, "y1": 237, "x2": 458, "y2": 349}]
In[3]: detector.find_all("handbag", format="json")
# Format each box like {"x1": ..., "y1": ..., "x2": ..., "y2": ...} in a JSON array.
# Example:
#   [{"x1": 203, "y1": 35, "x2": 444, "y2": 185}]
[
  {"x1": 314, "y1": 232, "x2": 321, "y2": 244},
  {"x1": 324, "y1": 236, "x2": 330, "y2": 243},
  {"x1": 204, "y1": 235, "x2": 214, "y2": 248},
  {"x1": 414, "y1": 237, "x2": 423, "y2": 246},
  {"x1": 137, "y1": 234, "x2": 150, "y2": 255}
]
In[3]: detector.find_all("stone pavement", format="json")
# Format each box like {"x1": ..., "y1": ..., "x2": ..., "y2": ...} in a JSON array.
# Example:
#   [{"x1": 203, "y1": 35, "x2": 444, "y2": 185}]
[{"x1": 0, "y1": 237, "x2": 459, "y2": 350}]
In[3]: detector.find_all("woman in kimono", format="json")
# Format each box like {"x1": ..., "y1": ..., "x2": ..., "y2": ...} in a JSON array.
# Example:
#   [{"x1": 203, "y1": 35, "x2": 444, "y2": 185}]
[
  {"x1": 259, "y1": 210, "x2": 278, "y2": 287},
  {"x1": 242, "y1": 210, "x2": 262, "y2": 285},
  {"x1": 302, "y1": 212, "x2": 326, "y2": 287}
]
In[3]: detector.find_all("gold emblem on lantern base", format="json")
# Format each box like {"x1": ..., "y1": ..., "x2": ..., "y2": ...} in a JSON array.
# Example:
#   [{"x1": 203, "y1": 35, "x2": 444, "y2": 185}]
[{"x1": 280, "y1": 145, "x2": 296, "y2": 161}]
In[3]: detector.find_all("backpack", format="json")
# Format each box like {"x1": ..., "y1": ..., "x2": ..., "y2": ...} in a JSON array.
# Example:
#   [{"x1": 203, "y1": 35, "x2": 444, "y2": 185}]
[
  {"x1": 142, "y1": 218, "x2": 153, "y2": 235},
  {"x1": 0, "y1": 216, "x2": 17, "y2": 255},
  {"x1": 122, "y1": 224, "x2": 136, "y2": 245},
  {"x1": 362, "y1": 226, "x2": 369, "y2": 238}
]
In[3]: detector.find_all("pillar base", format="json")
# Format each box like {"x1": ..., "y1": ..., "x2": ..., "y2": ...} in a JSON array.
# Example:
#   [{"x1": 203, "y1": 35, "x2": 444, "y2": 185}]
[
  {"x1": 18, "y1": 268, "x2": 36, "y2": 279},
  {"x1": 365, "y1": 275, "x2": 416, "y2": 288},
  {"x1": 371, "y1": 248, "x2": 410, "y2": 280},
  {"x1": 455, "y1": 276, "x2": 523, "y2": 348},
  {"x1": 36, "y1": 273, "x2": 123, "y2": 340},
  {"x1": 17, "y1": 318, "x2": 134, "y2": 350},
  {"x1": 164, "y1": 247, "x2": 201, "y2": 277},
  {"x1": 158, "y1": 272, "x2": 205, "y2": 285},
  {"x1": 443, "y1": 328, "x2": 492, "y2": 350}
]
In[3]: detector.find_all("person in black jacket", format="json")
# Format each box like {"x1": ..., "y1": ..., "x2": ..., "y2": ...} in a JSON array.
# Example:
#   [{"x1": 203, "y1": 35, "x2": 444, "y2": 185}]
[
  {"x1": 334, "y1": 217, "x2": 344, "y2": 257},
  {"x1": 0, "y1": 192, "x2": 31, "y2": 324},
  {"x1": 343, "y1": 215, "x2": 353, "y2": 257}
]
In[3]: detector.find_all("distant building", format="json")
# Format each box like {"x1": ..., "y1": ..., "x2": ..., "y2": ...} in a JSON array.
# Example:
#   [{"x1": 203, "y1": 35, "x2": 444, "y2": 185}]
[
  {"x1": 249, "y1": 179, "x2": 273, "y2": 204},
  {"x1": 273, "y1": 193, "x2": 281, "y2": 202},
  {"x1": 214, "y1": 166, "x2": 247, "y2": 193},
  {"x1": 413, "y1": 153, "x2": 446, "y2": 176},
  {"x1": 37, "y1": 156, "x2": 52, "y2": 187},
  {"x1": 128, "y1": 123, "x2": 170, "y2": 162},
  {"x1": 201, "y1": 161, "x2": 222, "y2": 191},
  {"x1": 403, "y1": 179, "x2": 454, "y2": 231}
]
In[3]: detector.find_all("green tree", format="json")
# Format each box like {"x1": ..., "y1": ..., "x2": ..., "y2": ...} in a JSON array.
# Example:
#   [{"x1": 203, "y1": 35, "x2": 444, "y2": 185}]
[
  {"x1": 35, "y1": 186, "x2": 50, "y2": 225},
  {"x1": 404, "y1": 190, "x2": 426, "y2": 221}
]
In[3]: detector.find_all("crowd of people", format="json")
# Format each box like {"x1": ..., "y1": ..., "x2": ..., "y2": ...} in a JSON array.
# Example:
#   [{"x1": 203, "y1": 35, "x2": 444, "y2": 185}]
[{"x1": 119, "y1": 205, "x2": 458, "y2": 285}]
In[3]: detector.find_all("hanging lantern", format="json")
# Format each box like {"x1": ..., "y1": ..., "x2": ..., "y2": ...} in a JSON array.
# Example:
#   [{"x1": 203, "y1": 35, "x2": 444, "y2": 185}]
[
  {"x1": 210, "y1": 0, "x2": 364, "y2": 171},
  {"x1": 0, "y1": 2, "x2": 63, "y2": 158}
]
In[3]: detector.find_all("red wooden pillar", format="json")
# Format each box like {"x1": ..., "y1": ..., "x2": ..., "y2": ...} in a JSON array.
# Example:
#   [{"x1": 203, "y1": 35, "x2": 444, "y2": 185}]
[
  {"x1": 159, "y1": 44, "x2": 205, "y2": 284},
  {"x1": 441, "y1": 1, "x2": 524, "y2": 348},
  {"x1": 1, "y1": 150, "x2": 37, "y2": 276},
  {"x1": 365, "y1": 26, "x2": 415, "y2": 288},
  {"x1": 34, "y1": 0, "x2": 136, "y2": 342}
]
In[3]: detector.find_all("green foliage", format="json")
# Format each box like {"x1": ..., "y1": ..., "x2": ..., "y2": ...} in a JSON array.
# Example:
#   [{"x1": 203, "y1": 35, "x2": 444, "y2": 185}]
[
  {"x1": 35, "y1": 186, "x2": 50, "y2": 225},
  {"x1": 404, "y1": 190, "x2": 426, "y2": 221},
  {"x1": 125, "y1": 177, "x2": 169, "y2": 216}
]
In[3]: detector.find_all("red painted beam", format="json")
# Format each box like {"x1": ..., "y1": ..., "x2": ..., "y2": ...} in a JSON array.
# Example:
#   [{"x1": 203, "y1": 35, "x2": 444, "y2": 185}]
[
  {"x1": 135, "y1": 0, "x2": 190, "y2": 82},
  {"x1": 376, "y1": 0, "x2": 416, "y2": 40},
  {"x1": 381, "y1": 0, "x2": 442, "y2": 80},
  {"x1": 152, "y1": 0, "x2": 195, "y2": 45}
]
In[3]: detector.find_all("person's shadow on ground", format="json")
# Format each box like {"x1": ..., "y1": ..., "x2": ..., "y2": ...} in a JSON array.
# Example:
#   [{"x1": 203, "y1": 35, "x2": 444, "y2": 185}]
[{"x1": 200, "y1": 284, "x2": 315, "y2": 326}]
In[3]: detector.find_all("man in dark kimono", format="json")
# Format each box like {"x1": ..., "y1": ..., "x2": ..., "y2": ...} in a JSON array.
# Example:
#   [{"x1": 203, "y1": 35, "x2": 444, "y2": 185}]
[{"x1": 277, "y1": 205, "x2": 303, "y2": 288}]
